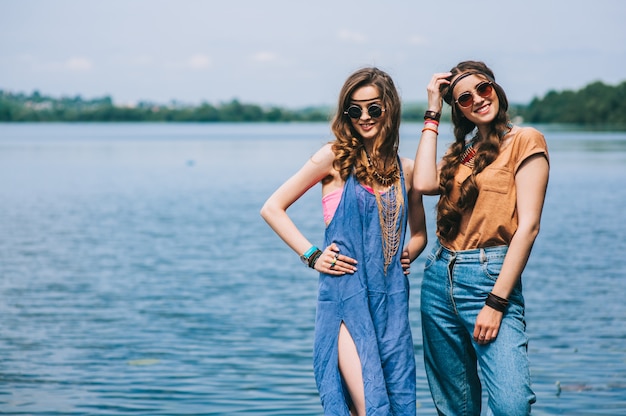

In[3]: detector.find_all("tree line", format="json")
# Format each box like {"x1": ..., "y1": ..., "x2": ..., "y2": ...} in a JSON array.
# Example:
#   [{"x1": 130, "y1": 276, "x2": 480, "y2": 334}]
[
  {"x1": 0, "y1": 92, "x2": 331, "y2": 123},
  {"x1": 1, "y1": 80, "x2": 624, "y2": 129},
  {"x1": 522, "y1": 80, "x2": 626, "y2": 128}
]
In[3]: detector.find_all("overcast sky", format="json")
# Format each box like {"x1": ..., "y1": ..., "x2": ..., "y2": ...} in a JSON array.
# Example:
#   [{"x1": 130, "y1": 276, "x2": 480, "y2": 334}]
[{"x1": 1, "y1": 0, "x2": 624, "y2": 108}]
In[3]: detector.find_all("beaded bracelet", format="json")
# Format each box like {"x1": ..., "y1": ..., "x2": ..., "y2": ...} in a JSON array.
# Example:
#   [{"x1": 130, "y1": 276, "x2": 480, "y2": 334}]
[
  {"x1": 424, "y1": 110, "x2": 441, "y2": 122},
  {"x1": 422, "y1": 127, "x2": 439, "y2": 135},
  {"x1": 485, "y1": 292, "x2": 509, "y2": 312}
]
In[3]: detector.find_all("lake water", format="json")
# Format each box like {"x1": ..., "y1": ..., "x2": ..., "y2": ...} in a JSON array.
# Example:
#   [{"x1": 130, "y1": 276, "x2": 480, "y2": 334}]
[{"x1": 1, "y1": 122, "x2": 625, "y2": 415}]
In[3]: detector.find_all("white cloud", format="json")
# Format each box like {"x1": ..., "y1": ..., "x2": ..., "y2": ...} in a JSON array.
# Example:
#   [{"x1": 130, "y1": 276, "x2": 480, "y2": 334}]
[
  {"x1": 338, "y1": 29, "x2": 366, "y2": 43},
  {"x1": 251, "y1": 51, "x2": 278, "y2": 63},
  {"x1": 65, "y1": 57, "x2": 93, "y2": 71},
  {"x1": 187, "y1": 53, "x2": 212, "y2": 70}
]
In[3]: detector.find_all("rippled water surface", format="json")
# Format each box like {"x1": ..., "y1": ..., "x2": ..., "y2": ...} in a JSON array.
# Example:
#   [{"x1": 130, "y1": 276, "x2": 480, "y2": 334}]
[{"x1": 1, "y1": 123, "x2": 625, "y2": 415}]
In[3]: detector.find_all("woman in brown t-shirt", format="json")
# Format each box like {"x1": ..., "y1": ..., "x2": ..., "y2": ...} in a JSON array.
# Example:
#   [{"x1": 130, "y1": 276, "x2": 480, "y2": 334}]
[{"x1": 413, "y1": 61, "x2": 549, "y2": 415}]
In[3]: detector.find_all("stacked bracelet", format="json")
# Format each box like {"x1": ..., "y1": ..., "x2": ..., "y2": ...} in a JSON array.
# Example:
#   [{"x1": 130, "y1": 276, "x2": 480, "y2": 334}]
[
  {"x1": 307, "y1": 249, "x2": 323, "y2": 269},
  {"x1": 300, "y1": 246, "x2": 323, "y2": 269},
  {"x1": 422, "y1": 127, "x2": 438, "y2": 135},
  {"x1": 485, "y1": 292, "x2": 509, "y2": 312},
  {"x1": 424, "y1": 110, "x2": 441, "y2": 122}
]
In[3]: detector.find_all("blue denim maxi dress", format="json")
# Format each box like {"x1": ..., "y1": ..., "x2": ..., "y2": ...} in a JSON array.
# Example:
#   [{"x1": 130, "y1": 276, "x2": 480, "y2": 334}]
[{"x1": 313, "y1": 166, "x2": 416, "y2": 415}]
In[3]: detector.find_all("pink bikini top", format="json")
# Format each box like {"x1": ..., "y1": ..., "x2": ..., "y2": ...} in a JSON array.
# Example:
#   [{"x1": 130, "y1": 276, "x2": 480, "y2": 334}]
[{"x1": 322, "y1": 184, "x2": 376, "y2": 224}]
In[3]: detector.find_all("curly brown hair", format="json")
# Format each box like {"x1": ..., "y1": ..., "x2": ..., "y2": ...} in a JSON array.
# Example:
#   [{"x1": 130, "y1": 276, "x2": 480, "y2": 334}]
[
  {"x1": 330, "y1": 67, "x2": 401, "y2": 185},
  {"x1": 436, "y1": 61, "x2": 510, "y2": 242}
]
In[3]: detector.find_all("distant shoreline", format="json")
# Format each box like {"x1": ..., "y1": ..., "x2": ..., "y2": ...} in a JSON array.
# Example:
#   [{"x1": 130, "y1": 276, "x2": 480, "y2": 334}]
[{"x1": 2, "y1": 79, "x2": 625, "y2": 129}]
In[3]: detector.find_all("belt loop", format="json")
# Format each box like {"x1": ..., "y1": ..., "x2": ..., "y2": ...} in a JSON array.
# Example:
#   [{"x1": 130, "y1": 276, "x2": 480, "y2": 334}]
[{"x1": 480, "y1": 248, "x2": 487, "y2": 264}]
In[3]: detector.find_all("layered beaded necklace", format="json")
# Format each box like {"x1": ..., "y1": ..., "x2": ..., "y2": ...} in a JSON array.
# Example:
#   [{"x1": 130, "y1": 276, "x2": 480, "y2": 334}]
[
  {"x1": 461, "y1": 139, "x2": 477, "y2": 168},
  {"x1": 461, "y1": 122, "x2": 514, "y2": 168}
]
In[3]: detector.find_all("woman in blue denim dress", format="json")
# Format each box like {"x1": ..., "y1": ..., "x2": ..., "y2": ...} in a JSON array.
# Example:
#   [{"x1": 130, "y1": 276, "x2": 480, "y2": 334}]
[
  {"x1": 413, "y1": 61, "x2": 549, "y2": 415},
  {"x1": 261, "y1": 67, "x2": 427, "y2": 415}
]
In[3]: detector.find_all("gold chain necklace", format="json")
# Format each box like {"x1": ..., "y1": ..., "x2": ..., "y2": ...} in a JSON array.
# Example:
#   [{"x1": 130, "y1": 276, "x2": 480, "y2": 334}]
[
  {"x1": 365, "y1": 152, "x2": 400, "y2": 187},
  {"x1": 374, "y1": 184, "x2": 403, "y2": 274},
  {"x1": 362, "y1": 149, "x2": 403, "y2": 273}
]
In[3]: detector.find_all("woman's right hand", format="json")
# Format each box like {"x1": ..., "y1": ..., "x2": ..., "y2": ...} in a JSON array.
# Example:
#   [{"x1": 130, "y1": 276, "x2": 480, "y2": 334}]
[
  {"x1": 426, "y1": 72, "x2": 451, "y2": 113},
  {"x1": 315, "y1": 243, "x2": 358, "y2": 275}
]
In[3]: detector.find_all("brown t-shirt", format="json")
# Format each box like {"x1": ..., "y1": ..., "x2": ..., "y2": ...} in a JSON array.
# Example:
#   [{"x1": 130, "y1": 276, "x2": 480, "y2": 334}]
[{"x1": 440, "y1": 127, "x2": 549, "y2": 251}]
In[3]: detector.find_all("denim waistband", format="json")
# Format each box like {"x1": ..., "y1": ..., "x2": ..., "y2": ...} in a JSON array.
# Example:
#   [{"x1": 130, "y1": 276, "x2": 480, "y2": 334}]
[{"x1": 433, "y1": 240, "x2": 508, "y2": 263}]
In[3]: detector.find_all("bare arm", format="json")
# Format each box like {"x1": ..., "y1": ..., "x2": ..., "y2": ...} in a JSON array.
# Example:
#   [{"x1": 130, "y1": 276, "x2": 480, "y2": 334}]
[
  {"x1": 260, "y1": 143, "x2": 357, "y2": 275},
  {"x1": 260, "y1": 143, "x2": 335, "y2": 256},
  {"x1": 473, "y1": 153, "x2": 549, "y2": 344},
  {"x1": 413, "y1": 130, "x2": 440, "y2": 195},
  {"x1": 413, "y1": 72, "x2": 451, "y2": 195}
]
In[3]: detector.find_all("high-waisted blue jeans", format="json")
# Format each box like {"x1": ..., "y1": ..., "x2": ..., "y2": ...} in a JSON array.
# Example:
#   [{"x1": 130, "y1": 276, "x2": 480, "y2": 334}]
[{"x1": 420, "y1": 240, "x2": 536, "y2": 416}]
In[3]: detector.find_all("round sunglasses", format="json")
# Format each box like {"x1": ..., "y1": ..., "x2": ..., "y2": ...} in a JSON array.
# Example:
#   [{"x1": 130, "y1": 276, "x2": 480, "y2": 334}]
[
  {"x1": 344, "y1": 103, "x2": 385, "y2": 119},
  {"x1": 455, "y1": 81, "x2": 494, "y2": 108}
]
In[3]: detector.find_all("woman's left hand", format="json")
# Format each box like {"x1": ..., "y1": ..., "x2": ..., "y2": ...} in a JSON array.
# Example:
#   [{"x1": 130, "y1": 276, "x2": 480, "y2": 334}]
[
  {"x1": 473, "y1": 306, "x2": 503, "y2": 345},
  {"x1": 401, "y1": 249, "x2": 411, "y2": 275}
]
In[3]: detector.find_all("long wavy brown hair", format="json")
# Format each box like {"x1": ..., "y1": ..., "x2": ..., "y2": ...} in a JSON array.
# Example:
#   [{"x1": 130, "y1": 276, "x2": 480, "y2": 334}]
[
  {"x1": 436, "y1": 61, "x2": 510, "y2": 242},
  {"x1": 330, "y1": 67, "x2": 401, "y2": 185}
]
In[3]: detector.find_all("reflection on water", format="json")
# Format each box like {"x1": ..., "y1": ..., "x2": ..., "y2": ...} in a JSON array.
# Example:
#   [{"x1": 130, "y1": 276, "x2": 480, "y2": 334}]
[{"x1": 0, "y1": 123, "x2": 625, "y2": 415}]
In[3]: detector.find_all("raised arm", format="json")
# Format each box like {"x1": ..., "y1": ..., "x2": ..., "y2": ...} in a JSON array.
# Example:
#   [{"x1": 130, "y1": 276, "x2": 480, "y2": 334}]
[{"x1": 413, "y1": 73, "x2": 451, "y2": 195}]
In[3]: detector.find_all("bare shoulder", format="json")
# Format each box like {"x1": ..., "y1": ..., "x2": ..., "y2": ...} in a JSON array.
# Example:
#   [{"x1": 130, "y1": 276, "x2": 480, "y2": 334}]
[
  {"x1": 315, "y1": 142, "x2": 339, "y2": 173},
  {"x1": 309, "y1": 142, "x2": 336, "y2": 166},
  {"x1": 308, "y1": 142, "x2": 342, "y2": 187},
  {"x1": 400, "y1": 156, "x2": 415, "y2": 189},
  {"x1": 400, "y1": 156, "x2": 414, "y2": 174}
]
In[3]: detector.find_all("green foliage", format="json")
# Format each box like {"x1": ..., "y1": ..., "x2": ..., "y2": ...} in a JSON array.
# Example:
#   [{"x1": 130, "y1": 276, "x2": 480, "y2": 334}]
[
  {"x1": 520, "y1": 81, "x2": 626, "y2": 128},
  {"x1": 0, "y1": 92, "x2": 333, "y2": 123}
]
